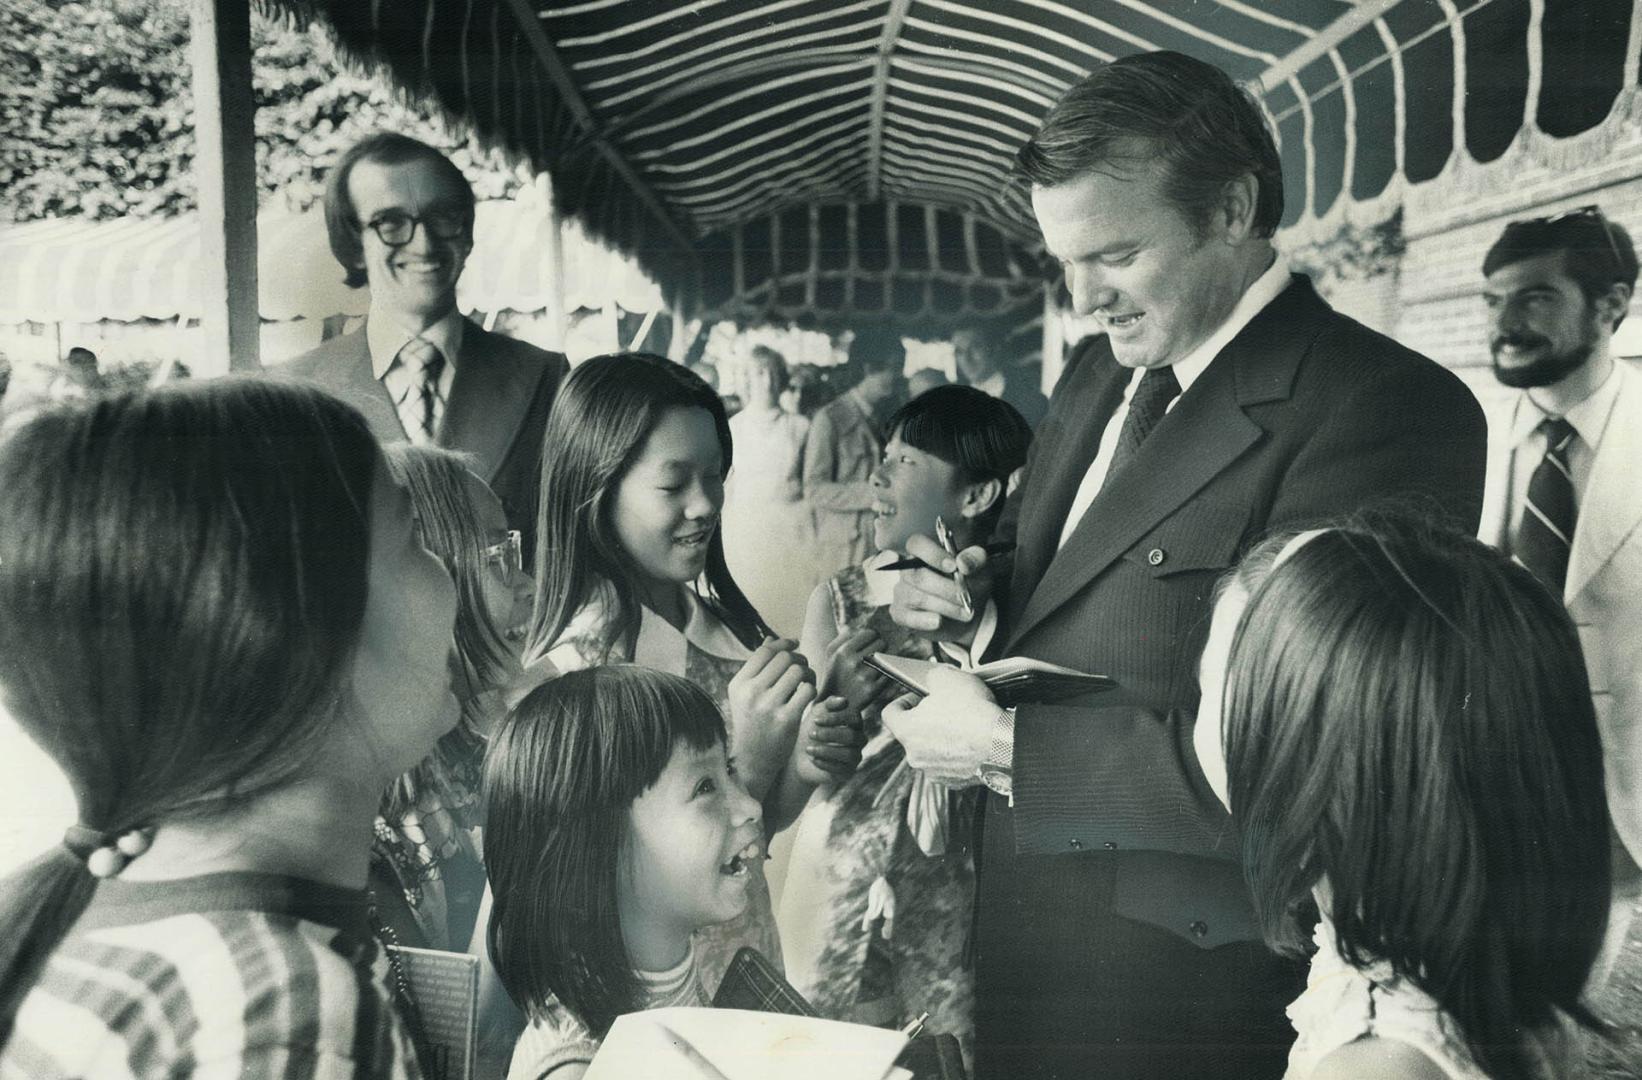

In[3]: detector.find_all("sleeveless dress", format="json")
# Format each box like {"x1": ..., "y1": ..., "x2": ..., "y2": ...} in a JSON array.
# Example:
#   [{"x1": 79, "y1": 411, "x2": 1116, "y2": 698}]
[
  {"x1": 532, "y1": 581, "x2": 785, "y2": 995},
  {"x1": 780, "y1": 558, "x2": 977, "y2": 1061},
  {"x1": 1286, "y1": 914, "x2": 1552, "y2": 1079}
]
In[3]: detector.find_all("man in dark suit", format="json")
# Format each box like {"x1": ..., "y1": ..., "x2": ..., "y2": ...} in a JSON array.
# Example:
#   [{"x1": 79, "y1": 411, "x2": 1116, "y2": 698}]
[
  {"x1": 952, "y1": 323, "x2": 1049, "y2": 429},
  {"x1": 276, "y1": 133, "x2": 567, "y2": 555},
  {"x1": 884, "y1": 52, "x2": 1487, "y2": 1079}
]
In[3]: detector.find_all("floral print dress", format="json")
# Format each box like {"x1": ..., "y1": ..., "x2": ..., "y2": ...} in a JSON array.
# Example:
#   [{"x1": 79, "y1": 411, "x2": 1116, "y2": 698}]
[{"x1": 780, "y1": 558, "x2": 978, "y2": 1063}]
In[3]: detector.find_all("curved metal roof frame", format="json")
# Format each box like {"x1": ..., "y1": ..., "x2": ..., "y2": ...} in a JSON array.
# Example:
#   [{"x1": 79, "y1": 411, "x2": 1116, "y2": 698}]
[{"x1": 265, "y1": 0, "x2": 1642, "y2": 328}]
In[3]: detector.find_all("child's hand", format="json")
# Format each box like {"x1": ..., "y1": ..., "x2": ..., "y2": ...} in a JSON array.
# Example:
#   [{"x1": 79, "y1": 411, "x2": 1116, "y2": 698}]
[
  {"x1": 728, "y1": 638, "x2": 817, "y2": 799},
  {"x1": 795, "y1": 695, "x2": 866, "y2": 785},
  {"x1": 824, "y1": 626, "x2": 889, "y2": 712}
]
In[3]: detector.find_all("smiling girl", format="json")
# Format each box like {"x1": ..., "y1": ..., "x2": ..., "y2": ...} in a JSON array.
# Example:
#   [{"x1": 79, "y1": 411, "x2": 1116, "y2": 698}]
[
  {"x1": 486, "y1": 667, "x2": 762, "y2": 1080},
  {"x1": 521, "y1": 352, "x2": 861, "y2": 991},
  {"x1": 781, "y1": 384, "x2": 1031, "y2": 1057}
]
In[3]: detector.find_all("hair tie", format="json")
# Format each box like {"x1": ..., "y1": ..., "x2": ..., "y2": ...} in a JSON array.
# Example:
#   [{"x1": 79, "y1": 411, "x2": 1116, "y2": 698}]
[{"x1": 63, "y1": 825, "x2": 153, "y2": 878}]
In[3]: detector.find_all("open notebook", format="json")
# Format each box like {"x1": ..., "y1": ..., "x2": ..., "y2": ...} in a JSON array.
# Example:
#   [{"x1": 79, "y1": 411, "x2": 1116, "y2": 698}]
[
  {"x1": 866, "y1": 652, "x2": 1116, "y2": 707},
  {"x1": 586, "y1": 1007, "x2": 912, "y2": 1080}
]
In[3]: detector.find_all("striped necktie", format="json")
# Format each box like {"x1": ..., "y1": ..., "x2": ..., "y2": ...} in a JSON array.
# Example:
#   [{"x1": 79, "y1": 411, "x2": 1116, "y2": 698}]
[
  {"x1": 397, "y1": 337, "x2": 447, "y2": 443},
  {"x1": 1514, "y1": 416, "x2": 1577, "y2": 593}
]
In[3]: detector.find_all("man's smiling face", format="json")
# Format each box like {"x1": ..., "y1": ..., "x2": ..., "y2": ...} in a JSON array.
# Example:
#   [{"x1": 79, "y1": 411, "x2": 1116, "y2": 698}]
[
  {"x1": 348, "y1": 156, "x2": 472, "y2": 330},
  {"x1": 1484, "y1": 251, "x2": 1605, "y2": 390},
  {"x1": 1032, "y1": 157, "x2": 1252, "y2": 371}
]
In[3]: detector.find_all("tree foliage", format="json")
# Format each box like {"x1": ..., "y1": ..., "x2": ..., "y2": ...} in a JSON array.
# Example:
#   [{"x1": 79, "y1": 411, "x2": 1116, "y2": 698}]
[{"x1": 0, "y1": 0, "x2": 521, "y2": 224}]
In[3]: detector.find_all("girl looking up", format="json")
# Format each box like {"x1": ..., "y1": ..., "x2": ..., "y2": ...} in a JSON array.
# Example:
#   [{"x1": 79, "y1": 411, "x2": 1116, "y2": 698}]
[
  {"x1": 486, "y1": 666, "x2": 763, "y2": 1080},
  {"x1": 371, "y1": 445, "x2": 530, "y2": 953},
  {"x1": 0, "y1": 379, "x2": 457, "y2": 1077},
  {"x1": 1195, "y1": 515, "x2": 1612, "y2": 1080},
  {"x1": 782, "y1": 384, "x2": 1031, "y2": 1059},
  {"x1": 523, "y1": 352, "x2": 860, "y2": 989}
]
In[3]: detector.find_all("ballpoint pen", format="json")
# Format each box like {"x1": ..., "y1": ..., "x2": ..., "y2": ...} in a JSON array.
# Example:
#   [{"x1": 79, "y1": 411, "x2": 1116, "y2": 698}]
[
  {"x1": 934, "y1": 517, "x2": 974, "y2": 621},
  {"x1": 901, "y1": 1011, "x2": 930, "y2": 1039},
  {"x1": 875, "y1": 541, "x2": 1016, "y2": 573}
]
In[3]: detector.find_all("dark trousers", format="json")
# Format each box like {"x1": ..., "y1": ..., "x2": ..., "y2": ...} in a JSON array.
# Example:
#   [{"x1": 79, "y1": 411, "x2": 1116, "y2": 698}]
[{"x1": 973, "y1": 796, "x2": 1303, "y2": 1080}]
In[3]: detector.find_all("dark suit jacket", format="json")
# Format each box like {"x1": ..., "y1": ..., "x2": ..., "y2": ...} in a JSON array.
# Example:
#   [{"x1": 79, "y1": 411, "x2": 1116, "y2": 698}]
[
  {"x1": 974, "y1": 276, "x2": 1487, "y2": 1078},
  {"x1": 275, "y1": 319, "x2": 568, "y2": 556}
]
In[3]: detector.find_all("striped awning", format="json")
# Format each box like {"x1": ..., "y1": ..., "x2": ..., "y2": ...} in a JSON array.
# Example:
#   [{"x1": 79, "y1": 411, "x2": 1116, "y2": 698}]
[
  {"x1": 270, "y1": 0, "x2": 1641, "y2": 324},
  {"x1": 0, "y1": 198, "x2": 660, "y2": 326}
]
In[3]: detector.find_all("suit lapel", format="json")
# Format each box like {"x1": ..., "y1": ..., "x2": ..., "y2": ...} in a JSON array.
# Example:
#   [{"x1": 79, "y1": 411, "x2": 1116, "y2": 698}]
[
  {"x1": 1568, "y1": 363, "x2": 1642, "y2": 600},
  {"x1": 326, "y1": 330, "x2": 407, "y2": 442},
  {"x1": 438, "y1": 320, "x2": 537, "y2": 482},
  {"x1": 1005, "y1": 277, "x2": 1319, "y2": 648},
  {"x1": 1008, "y1": 350, "x2": 1128, "y2": 629}
]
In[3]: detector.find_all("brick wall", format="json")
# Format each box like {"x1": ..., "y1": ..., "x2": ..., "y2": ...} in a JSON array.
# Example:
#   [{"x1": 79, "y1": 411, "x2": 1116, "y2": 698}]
[{"x1": 1297, "y1": 119, "x2": 1642, "y2": 415}]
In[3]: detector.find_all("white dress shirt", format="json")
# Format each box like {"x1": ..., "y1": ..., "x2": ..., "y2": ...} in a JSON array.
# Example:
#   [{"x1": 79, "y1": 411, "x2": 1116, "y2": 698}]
[
  {"x1": 1504, "y1": 361, "x2": 1623, "y2": 553},
  {"x1": 1056, "y1": 256, "x2": 1292, "y2": 550},
  {"x1": 367, "y1": 307, "x2": 464, "y2": 445},
  {"x1": 972, "y1": 255, "x2": 1292, "y2": 786}
]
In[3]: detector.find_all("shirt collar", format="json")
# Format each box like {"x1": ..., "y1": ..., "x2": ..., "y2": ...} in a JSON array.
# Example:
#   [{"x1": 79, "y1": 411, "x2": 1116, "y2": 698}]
[
  {"x1": 1509, "y1": 359, "x2": 1624, "y2": 450},
  {"x1": 1167, "y1": 254, "x2": 1291, "y2": 395},
  {"x1": 862, "y1": 549, "x2": 901, "y2": 608},
  {"x1": 634, "y1": 586, "x2": 751, "y2": 665},
  {"x1": 367, "y1": 306, "x2": 466, "y2": 380}
]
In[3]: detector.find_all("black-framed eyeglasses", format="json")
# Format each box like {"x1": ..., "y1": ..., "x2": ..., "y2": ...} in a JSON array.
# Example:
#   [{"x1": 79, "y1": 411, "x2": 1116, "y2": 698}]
[
  {"x1": 361, "y1": 208, "x2": 472, "y2": 247},
  {"x1": 482, "y1": 530, "x2": 523, "y2": 575}
]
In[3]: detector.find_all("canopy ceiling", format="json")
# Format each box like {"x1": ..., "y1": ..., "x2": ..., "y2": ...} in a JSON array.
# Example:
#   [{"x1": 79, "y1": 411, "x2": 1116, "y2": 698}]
[
  {"x1": 0, "y1": 198, "x2": 660, "y2": 325},
  {"x1": 270, "y1": 0, "x2": 1642, "y2": 328}
]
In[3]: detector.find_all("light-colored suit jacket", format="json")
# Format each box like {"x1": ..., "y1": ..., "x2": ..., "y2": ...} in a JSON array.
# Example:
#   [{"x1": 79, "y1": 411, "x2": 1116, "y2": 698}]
[{"x1": 1480, "y1": 360, "x2": 1642, "y2": 858}]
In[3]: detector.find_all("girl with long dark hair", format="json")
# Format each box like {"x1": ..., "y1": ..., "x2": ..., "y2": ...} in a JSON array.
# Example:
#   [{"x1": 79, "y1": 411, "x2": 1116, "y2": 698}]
[
  {"x1": 1196, "y1": 516, "x2": 1612, "y2": 1080},
  {"x1": 0, "y1": 379, "x2": 457, "y2": 1076}
]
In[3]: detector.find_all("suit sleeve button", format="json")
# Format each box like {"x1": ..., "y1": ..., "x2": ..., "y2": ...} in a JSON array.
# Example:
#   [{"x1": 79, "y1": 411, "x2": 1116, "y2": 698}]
[
  {"x1": 1147, "y1": 548, "x2": 1166, "y2": 566},
  {"x1": 1189, "y1": 920, "x2": 1209, "y2": 939},
  {"x1": 1069, "y1": 839, "x2": 1083, "y2": 850}
]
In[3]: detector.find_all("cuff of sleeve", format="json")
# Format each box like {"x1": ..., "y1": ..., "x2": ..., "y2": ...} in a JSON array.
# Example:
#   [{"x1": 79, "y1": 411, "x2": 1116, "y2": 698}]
[
  {"x1": 934, "y1": 599, "x2": 999, "y2": 669},
  {"x1": 977, "y1": 707, "x2": 1015, "y2": 801},
  {"x1": 986, "y1": 706, "x2": 1015, "y2": 770}
]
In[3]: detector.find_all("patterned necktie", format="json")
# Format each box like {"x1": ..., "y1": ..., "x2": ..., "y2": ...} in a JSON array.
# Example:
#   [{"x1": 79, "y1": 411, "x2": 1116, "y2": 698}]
[
  {"x1": 397, "y1": 338, "x2": 446, "y2": 442},
  {"x1": 1104, "y1": 365, "x2": 1182, "y2": 484},
  {"x1": 1514, "y1": 416, "x2": 1577, "y2": 593}
]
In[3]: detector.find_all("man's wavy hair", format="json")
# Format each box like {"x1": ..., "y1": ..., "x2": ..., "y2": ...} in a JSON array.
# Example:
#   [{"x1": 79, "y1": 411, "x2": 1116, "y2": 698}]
[{"x1": 1017, "y1": 50, "x2": 1284, "y2": 238}]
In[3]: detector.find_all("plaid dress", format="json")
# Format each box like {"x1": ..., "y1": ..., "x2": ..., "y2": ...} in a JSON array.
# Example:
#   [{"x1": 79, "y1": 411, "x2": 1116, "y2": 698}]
[{"x1": 2, "y1": 872, "x2": 424, "y2": 1080}]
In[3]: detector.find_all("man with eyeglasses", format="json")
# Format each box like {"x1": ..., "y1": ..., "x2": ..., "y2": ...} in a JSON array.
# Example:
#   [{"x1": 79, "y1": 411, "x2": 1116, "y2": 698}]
[
  {"x1": 1479, "y1": 206, "x2": 1642, "y2": 878},
  {"x1": 279, "y1": 133, "x2": 568, "y2": 556}
]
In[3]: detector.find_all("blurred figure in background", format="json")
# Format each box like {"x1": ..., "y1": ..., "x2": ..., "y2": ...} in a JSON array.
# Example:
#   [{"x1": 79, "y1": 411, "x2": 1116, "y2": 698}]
[
  {"x1": 952, "y1": 323, "x2": 1048, "y2": 429},
  {"x1": 723, "y1": 345, "x2": 814, "y2": 637},
  {"x1": 906, "y1": 366, "x2": 949, "y2": 398},
  {"x1": 47, "y1": 347, "x2": 101, "y2": 402},
  {"x1": 803, "y1": 325, "x2": 907, "y2": 580}
]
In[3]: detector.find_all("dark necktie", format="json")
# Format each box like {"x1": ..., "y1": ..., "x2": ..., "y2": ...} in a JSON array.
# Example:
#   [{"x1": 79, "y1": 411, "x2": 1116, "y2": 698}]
[
  {"x1": 1105, "y1": 365, "x2": 1182, "y2": 483},
  {"x1": 1514, "y1": 416, "x2": 1577, "y2": 593}
]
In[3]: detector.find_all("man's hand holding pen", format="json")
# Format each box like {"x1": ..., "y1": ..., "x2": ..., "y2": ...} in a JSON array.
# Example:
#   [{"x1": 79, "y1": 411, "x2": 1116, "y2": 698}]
[{"x1": 888, "y1": 530, "x2": 998, "y2": 645}]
